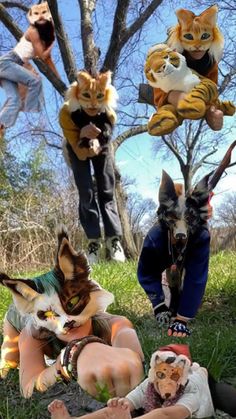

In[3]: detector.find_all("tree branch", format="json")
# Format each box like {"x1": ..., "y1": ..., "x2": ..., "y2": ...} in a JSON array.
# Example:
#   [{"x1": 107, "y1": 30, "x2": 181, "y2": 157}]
[
  {"x1": 101, "y1": 0, "x2": 129, "y2": 73},
  {"x1": 102, "y1": 0, "x2": 163, "y2": 74},
  {"x1": 0, "y1": 3, "x2": 22, "y2": 39},
  {"x1": 78, "y1": 0, "x2": 100, "y2": 74},
  {"x1": 113, "y1": 124, "x2": 148, "y2": 151},
  {"x1": 47, "y1": 0, "x2": 77, "y2": 83},
  {"x1": 0, "y1": 1, "x2": 28, "y2": 12},
  {"x1": 123, "y1": 0, "x2": 163, "y2": 44}
]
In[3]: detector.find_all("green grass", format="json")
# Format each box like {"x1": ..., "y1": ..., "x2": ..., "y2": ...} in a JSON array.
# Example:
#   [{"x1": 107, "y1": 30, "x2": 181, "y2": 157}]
[{"x1": 0, "y1": 251, "x2": 236, "y2": 418}]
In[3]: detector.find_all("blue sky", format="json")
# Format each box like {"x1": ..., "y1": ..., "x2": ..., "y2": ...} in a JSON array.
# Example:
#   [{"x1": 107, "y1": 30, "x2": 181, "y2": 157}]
[{"x1": 0, "y1": 0, "x2": 235, "y2": 212}]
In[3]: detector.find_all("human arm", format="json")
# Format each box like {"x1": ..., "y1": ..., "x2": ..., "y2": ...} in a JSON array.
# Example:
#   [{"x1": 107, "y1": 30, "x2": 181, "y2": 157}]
[
  {"x1": 74, "y1": 316, "x2": 144, "y2": 398},
  {"x1": 25, "y1": 26, "x2": 47, "y2": 59},
  {"x1": 135, "y1": 405, "x2": 190, "y2": 419},
  {"x1": 18, "y1": 328, "x2": 59, "y2": 398},
  {"x1": 153, "y1": 88, "x2": 186, "y2": 108}
]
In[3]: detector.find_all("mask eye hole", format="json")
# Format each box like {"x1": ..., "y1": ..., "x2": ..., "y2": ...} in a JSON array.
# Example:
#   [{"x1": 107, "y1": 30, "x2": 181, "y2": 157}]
[
  {"x1": 183, "y1": 33, "x2": 194, "y2": 40},
  {"x1": 67, "y1": 296, "x2": 80, "y2": 311},
  {"x1": 37, "y1": 310, "x2": 59, "y2": 320},
  {"x1": 82, "y1": 92, "x2": 91, "y2": 98},
  {"x1": 201, "y1": 32, "x2": 210, "y2": 40},
  {"x1": 156, "y1": 371, "x2": 165, "y2": 379},
  {"x1": 97, "y1": 93, "x2": 104, "y2": 99},
  {"x1": 170, "y1": 372, "x2": 180, "y2": 382}
]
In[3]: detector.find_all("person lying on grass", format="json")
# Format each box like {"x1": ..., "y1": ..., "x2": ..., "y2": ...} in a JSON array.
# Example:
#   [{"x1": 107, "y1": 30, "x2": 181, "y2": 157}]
[
  {"x1": 0, "y1": 227, "x2": 144, "y2": 399},
  {"x1": 48, "y1": 344, "x2": 236, "y2": 419}
]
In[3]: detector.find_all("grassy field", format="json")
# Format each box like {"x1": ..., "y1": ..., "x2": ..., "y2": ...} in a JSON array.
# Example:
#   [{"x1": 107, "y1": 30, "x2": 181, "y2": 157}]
[{"x1": 0, "y1": 251, "x2": 236, "y2": 418}]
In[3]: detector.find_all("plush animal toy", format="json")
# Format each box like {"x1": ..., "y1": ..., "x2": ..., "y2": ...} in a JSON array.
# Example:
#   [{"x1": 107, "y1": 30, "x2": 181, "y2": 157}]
[
  {"x1": 62, "y1": 70, "x2": 118, "y2": 161},
  {"x1": 123, "y1": 344, "x2": 214, "y2": 417},
  {"x1": 144, "y1": 44, "x2": 235, "y2": 136},
  {"x1": 144, "y1": 5, "x2": 235, "y2": 136}
]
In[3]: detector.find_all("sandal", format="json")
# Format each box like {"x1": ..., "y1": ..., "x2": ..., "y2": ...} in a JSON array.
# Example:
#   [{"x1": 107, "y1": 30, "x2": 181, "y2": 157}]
[{"x1": 168, "y1": 319, "x2": 191, "y2": 337}]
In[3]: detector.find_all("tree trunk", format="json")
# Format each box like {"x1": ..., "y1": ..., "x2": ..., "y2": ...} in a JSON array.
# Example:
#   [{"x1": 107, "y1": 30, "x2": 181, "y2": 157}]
[{"x1": 111, "y1": 147, "x2": 138, "y2": 259}]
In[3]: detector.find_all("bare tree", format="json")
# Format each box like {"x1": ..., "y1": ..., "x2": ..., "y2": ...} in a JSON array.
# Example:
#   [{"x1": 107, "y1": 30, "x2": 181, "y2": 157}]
[
  {"x1": 0, "y1": 0, "x2": 235, "y2": 256},
  {"x1": 0, "y1": 0, "x2": 165, "y2": 258}
]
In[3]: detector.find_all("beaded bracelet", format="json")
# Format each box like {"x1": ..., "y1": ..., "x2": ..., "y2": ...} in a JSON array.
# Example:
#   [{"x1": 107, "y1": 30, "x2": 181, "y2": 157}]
[{"x1": 60, "y1": 335, "x2": 109, "y2": 380}]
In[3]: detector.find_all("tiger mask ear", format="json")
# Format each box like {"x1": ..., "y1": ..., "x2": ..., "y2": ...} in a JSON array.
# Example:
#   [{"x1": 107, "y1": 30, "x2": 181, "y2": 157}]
[
  {"x1": 0, "y1": 273, "x2": 41, "y2": 314},
  {"x1": 56, "y1": 226, "x2": 91, "y2": 281}
]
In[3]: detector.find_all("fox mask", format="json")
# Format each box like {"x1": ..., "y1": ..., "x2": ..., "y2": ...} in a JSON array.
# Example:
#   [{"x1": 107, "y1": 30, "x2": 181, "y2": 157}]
[{"x1": 0, "y1": 227, "x2": 114, "y2": 336}]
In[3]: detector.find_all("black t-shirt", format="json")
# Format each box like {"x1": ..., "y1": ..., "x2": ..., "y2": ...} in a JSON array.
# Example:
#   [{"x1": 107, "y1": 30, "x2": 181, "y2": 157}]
[
  {"x1": 183, "y1": 51, "x2": 213, "y2": 77},
  {"x1": 71, "y1": 108, "x2": 113, "y2": 147}
]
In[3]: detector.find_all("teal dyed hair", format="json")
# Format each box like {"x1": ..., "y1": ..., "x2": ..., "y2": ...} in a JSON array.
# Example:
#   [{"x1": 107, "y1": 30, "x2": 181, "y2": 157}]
[{"x1": 33, "y1": 270, "x2": 61, "y2": 295}]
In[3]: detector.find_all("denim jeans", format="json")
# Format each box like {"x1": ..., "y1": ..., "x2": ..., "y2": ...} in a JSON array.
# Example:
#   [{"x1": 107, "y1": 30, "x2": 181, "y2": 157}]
[
  {"x1": 0, "y1": 51, "x2": 44, "y2": 128},
  {"x1": 67, "y1": 143, "x2": 122, "y2": 239}
]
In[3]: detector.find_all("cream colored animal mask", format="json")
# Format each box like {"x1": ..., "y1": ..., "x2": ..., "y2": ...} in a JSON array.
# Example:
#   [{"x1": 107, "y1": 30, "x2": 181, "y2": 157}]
[
  {"x1": 0, "y1": 227, "x2": 114, "y2": 335},
  {"x1": 148, "y1": 350, "x2": 191, "y2": 399},
  {"x1": 27, "y1": 2, "x2": 52, "y2": 24}
]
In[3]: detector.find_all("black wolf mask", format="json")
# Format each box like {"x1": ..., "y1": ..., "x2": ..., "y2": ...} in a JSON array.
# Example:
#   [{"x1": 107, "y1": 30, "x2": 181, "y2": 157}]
[{"x1": 158, "y1": 141, "x2": 236, "y2": 237}]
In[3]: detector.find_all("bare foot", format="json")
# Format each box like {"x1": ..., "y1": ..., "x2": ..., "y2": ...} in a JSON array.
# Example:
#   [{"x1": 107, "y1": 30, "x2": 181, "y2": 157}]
[
  {"x1": 48, "y1": 400, "x2": 71, "y2": 419},
  {"x1": 205, "y1": 106, "x2": 223, "y2": 131},
  {"x1": 107, "y1": 405, "x2": 132, "y2": 419}
]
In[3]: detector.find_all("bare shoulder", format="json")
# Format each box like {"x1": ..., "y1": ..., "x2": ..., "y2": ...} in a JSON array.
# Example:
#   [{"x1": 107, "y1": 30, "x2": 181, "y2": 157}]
[{"x1": 25, "y1": 25, "x2": 40, "y2": 42}]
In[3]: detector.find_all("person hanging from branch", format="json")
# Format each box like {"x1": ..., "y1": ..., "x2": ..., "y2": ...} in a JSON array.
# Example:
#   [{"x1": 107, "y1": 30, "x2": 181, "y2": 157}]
[
  {"x1": 59, "y1": 70, "x2": 126, "y2": 264},
  {"x1": 146, "y1": 5, "x2": 234, "y2": 136},
  {"x1": 0, "y1": 1, "x2": 59, "y2": 138}
]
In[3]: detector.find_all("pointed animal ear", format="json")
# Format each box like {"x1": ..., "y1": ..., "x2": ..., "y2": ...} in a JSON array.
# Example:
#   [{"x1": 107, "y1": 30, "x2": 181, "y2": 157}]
[
  {"x1": 76, "y1": 71, "x2": 91, "y2": 88},
  {"x1": 200, "y1": 5, "x2": 218, "y2": 26},
  {"x1": 98, "y1": 71, "x2": 112, "y2": 89},
  {"x1": 159, "y1": 170, "x2": 178, "y2": 204},
  {"x1": 0, "y1": 273, "x2": 39, "y2": 300},
  {"x1": 175, "y1": 8, "x2": 195, "y2": 26},
  {"x1": 175, "y1": 355, "x2": 191, "y2": 386},
  {"x1": 0, "y1": 273, "x2": 40, "y2": 314},
  {"x1": 191, "y1": 173, "x2": 211, "y2": 205},
  {"x1": 56, "y1": 227, "x2": 90, "y2": 280}
]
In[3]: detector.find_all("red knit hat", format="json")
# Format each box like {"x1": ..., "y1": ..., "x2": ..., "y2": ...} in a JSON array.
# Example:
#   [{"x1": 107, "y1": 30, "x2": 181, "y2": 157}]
[{"x1": 158, "y1": 344, "x2": 192, "y2": 362}]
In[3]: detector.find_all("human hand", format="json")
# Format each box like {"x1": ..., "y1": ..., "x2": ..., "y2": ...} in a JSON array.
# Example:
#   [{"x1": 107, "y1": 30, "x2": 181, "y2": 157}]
[
  {"x1": 205, "y1": 106, "x2": 223, "y2": 131},
  {"x1": 80, "y1": 123, "x2": 101, "y2": 140},
  {"x1": 55, "y1": 352, "x2": 71, "y2": 382},
  {"x1": 168, "y1": 90, "x2": 186, "y2": 107},
  {"x1": 76, "y1": 343, "x2": 144, "y2": 399},
  {"x1": 107, "y1": 397, "x2": 132, "y2": 410}
]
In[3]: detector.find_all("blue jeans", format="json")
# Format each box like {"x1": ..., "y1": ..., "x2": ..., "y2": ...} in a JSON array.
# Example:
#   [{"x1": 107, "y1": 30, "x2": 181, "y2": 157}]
[{"x1": 0, "y1": 51, "x2": 44, "y2": 128}]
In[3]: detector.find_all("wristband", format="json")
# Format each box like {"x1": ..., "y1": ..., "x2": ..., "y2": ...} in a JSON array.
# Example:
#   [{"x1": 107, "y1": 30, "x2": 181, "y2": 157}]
[{"x1": 61, "y1": 335, "x2": 109, "y2": 380}]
